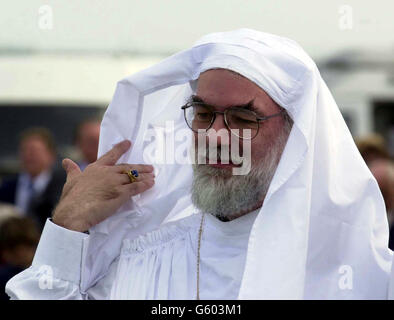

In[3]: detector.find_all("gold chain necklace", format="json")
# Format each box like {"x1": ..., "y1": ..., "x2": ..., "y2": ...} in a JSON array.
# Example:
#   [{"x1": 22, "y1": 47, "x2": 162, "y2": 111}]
[{"x1": 196, "y1": 213, "x2": 205, "y2": 300}]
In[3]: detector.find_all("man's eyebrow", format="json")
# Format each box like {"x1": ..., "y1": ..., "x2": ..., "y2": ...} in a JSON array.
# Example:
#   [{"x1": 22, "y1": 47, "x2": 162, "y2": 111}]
[
  {"x1": 242, "y1": 100, "x2": 261, "y2": 114},
  {"x1": 190, "y1": 95, "x2": 204, "y2": 103},
  {"x1": 190, "y1": 95, "x2": 259, "y2": 112}
]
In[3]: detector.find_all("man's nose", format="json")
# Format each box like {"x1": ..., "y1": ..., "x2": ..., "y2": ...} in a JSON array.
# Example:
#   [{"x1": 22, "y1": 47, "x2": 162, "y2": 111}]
[{"x1": 207, "y1": 113, "x2": 230, "y2": 145}]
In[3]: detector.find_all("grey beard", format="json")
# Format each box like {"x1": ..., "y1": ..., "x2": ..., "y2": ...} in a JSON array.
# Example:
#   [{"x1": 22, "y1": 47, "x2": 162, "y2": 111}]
[{"x1": 191, "y1": 122, "x2": 291, "y2": 221}]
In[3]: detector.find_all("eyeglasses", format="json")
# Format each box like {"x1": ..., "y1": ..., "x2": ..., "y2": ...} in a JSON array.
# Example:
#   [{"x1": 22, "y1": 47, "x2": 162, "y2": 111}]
[{"x1": 181, "y1": 102, "x2": 284, "y2": 140}]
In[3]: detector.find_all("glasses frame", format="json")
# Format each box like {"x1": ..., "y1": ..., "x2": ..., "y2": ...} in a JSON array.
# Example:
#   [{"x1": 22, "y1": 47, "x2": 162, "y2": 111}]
[{"x1": 181, "y1": 102, "x2": 284, "y2": 140}]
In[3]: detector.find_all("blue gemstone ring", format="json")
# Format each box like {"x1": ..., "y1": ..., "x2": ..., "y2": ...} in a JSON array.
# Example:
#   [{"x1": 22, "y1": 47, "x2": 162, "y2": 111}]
[
  {"x1": 124, "y1": 169, "x2": 139, "y2": 183},
  {"x1": 131, "y1": 170, "x2": 139, "y2": 177}
]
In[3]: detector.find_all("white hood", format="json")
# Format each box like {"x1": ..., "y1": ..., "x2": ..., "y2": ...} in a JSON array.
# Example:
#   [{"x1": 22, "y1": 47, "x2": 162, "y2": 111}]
[{"x1": 80, "y1": 29, "x2": 392, "y2": 299}]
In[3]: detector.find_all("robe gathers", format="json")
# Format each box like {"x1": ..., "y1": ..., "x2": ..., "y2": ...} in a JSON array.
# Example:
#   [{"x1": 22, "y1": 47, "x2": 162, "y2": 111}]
[{"x1": 6, "y1": 210, "x2": 259, "y2": 299}]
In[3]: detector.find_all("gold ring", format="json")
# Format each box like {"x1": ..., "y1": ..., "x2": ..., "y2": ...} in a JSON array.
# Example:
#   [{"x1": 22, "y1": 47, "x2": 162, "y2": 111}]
[{"x1": 124, "y1": 169, "x2": 138, "y2": 183}]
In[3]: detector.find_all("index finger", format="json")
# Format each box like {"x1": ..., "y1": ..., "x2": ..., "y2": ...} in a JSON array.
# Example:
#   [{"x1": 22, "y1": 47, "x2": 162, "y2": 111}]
[
  {"x1": 113, "y1": 163, "x2": 155, "y2": 174},
  {"x1": 95, "y1": 140, "x2": 131, "y2": 165}
]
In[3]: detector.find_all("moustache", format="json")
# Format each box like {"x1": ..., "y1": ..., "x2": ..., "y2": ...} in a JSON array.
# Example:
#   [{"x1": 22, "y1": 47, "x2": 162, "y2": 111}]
[{"x1": 195, "y1": 145, "x2": 244, "y2": 165}]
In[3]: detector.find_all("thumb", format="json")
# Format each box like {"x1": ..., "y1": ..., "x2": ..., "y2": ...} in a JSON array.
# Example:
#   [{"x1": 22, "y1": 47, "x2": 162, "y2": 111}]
[{"x1": 62, "y1": 158, "x2": 81, "y2": 180}]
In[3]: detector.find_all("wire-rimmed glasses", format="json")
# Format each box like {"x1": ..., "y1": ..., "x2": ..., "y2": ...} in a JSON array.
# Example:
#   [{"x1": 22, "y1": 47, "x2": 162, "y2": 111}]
[{"x1": 181, "y1": 102, "x2": 284, "y2": 140}]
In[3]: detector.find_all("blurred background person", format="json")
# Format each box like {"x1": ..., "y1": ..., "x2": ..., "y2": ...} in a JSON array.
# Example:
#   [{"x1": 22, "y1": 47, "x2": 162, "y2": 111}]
[
  {"x1": 0, "y1": 203, "x2": 20, "y2": 228},
  {"x1": 369, "y1": 159, "x2": 394, "y2": 249},
  {"x1": 0, "y1": 127, "x2": 66, "y2": 230},
  {"x1": 74, "y1": 118, "x2": 101, "y2": 171},
  {"x1": 356, "y1": 133, "x2": 391, "y2": 166},
  {"x1": 0, "y1": 215, "x2": 40, "y2": 300},
  {"x1": 0, "y1": 203, "x2": 20, "y2": 269},
  {"x1": 370, "y1": 159, "x2": 394, "y2": 214}
]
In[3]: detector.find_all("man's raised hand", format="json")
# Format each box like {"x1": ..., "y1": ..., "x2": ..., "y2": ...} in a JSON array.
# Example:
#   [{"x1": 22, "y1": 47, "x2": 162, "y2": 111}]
[{"x1": 52, "y1": 140, "x2": 155, "y2": 232}]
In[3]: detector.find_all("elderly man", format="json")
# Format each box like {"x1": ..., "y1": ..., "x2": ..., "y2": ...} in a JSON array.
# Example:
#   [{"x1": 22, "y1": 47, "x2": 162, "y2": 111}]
[{"x1": 5, "y1": 29, "x2": 393, "y2": 300}]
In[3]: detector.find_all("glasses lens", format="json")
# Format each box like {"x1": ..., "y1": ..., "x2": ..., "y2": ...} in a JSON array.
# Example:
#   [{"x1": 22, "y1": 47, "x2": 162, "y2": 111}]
[
  {"x1": 227, "y1": 109, "x2": 259, "y2": 138},
  {"x1": 185, "y1": 103, "x2": 214, "y2": 131}
]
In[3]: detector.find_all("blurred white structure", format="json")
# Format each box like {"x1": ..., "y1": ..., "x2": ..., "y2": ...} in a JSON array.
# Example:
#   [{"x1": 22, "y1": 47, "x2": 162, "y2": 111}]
[
  {"x1": 320, "y1": 51, "x2": 393, "y2": 129},
  {"x1": 0, "y1": 53, "x2": 161, "y2": 104},
  {"x1": 319, "y1": 50, "x2": 394, "y2": 155}
]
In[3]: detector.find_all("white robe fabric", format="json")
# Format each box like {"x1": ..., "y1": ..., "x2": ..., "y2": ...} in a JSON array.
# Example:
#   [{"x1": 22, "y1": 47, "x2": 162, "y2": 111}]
[
  {"x1": 6, "y1": 209, "x2": 258, "y2": 300},
  {"x1": 111, "y1": 209, "x2": 258, "y2": 299},
  {"x1": 6, "y1": 28, "x2": 394, "y2": 300}
]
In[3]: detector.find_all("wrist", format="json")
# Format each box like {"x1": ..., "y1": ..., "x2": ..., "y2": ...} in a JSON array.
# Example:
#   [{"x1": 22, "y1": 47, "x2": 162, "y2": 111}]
[{"x1": 52, "y1": 208, "x2": 89, "y2": 233}]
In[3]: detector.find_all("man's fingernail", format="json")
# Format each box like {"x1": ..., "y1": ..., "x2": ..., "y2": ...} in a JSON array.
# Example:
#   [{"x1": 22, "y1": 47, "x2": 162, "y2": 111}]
[
  {"x1": 62, "y1": 159, "x2": 68, "y2": 170},
  {"x1": 116, "y1": 140, "x2": 131, "y2": 148}
]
